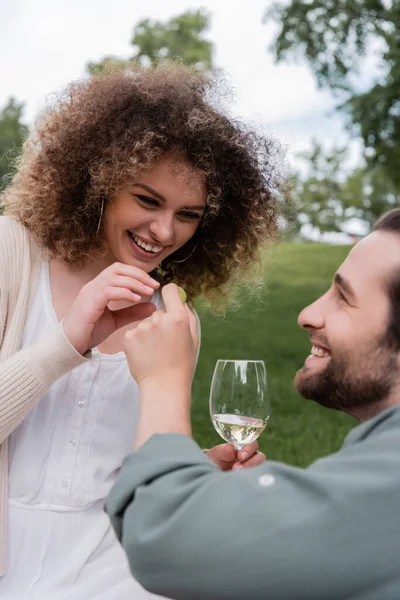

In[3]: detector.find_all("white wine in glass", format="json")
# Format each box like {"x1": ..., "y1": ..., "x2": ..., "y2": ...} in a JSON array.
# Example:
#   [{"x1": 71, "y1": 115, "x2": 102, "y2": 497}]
[{"x1": 209, "y1": 360, "x2": 270, "y2": 450}]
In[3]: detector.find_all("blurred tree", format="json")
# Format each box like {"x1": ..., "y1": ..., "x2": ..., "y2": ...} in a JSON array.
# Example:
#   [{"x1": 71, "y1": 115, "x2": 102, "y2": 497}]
[
  {"x1": 88, "y1": 9, "x2": 213, "y2": 75},
  {"x1": 293, "y1": 143, "x2": 351, "y2": 235},
  {"x1": 0, "y1": 97, "x2": 29, "y2": 211},
  {"x1": 342, "y1": 163, "x2": 400, "y2": 228},
  {"x1": 265, "y1": 0, "x2": 400, "y2": 191},
  {"x1": 293, "y1": 141, "x2": 399, "y2": 235}
]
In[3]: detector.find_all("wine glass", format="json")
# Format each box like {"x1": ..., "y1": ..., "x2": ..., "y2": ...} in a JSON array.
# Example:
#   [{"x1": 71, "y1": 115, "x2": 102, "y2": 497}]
[{"x1": 209, "y1": 360, "x2": 270, "y2": 450}]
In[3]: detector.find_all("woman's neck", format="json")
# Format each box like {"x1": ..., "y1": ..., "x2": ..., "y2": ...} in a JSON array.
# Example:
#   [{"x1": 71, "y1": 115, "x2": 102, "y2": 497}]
[
  {"x1": 50, "y1": 252, "x2": 115, "y2": 286},
  {"x1": 48, "y1": 253, "x2": 116, "y2": 323}
]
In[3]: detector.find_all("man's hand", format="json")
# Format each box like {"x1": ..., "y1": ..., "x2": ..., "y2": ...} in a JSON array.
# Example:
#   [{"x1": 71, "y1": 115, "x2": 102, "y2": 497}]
[
  {"x1": 124, "y1": 283, "x2": 199, "y2": 450},
  {"x1": 124, "y1": 283, "x2": 199, "y2": 388},
  {"x1": 206, "y1": 441, "x2": 266, "y2": 471}
]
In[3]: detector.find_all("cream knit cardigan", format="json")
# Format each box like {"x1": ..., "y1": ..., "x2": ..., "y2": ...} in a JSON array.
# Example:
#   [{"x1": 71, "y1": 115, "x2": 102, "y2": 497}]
[{"x1": 0, "y1": 216, "x2": 90, "y2": 575}]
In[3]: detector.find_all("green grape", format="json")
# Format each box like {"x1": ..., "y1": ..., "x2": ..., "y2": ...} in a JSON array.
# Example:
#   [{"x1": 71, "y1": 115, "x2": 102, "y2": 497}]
[{"x1": 178, "y1": 286, "x2": 187, "y2": 303}]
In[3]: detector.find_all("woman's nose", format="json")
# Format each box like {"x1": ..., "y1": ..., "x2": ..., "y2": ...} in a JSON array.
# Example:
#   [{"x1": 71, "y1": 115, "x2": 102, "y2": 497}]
[{"x1": 148, "y1": 215, "x2": 174, "y2": 244}]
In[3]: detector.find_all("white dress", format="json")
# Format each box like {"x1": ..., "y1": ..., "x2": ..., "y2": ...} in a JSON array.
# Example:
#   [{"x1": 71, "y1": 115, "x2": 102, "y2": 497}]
[{"x1": 0, "y1": 261, "x2": 165, "y2": 599}]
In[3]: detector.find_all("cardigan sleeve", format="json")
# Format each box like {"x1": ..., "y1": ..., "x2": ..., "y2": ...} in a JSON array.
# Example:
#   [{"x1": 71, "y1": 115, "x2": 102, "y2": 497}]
[
  {"x1": 0, "y1": 216, "x2": 91, "y2": 443},
  {"x1": 0, "y1": 322, "x2": 90, "y2": 443}
]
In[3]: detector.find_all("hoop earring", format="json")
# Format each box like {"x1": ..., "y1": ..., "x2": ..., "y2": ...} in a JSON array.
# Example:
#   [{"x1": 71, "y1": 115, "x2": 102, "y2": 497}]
[
  {"x1": 170, "y1": 242, "x2": 198, "y2": 264},
  {"x1": 96, "y1": 198, "x2": 105, "y2": 235}
]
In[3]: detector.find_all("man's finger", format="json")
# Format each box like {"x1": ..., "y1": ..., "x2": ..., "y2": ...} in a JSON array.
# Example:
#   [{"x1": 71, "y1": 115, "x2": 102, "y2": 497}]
[
  {"x1": 207, "y1": 443, "x2": 236, "y2": 470},
  {"x1": 232, "y1": 452, "x2": 266, "y2": 470},
  {"x1": 161, "y1": 283, "x2": 187, "y2": 315},
  {"x1": 149, "y1": 309, "x2": 164, "y2": 325},
  {"x1": 185, "y1": 304, "x2": 199, "y2": 345},
  {"x1": 237, "y1": 441, "x2": 260, "y2": 462}
]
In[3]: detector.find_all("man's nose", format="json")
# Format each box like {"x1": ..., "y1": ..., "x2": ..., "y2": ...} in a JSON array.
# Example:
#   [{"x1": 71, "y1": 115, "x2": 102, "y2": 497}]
[{"x1": 298, "y1": 294, "x2": 326, "y2": 330}]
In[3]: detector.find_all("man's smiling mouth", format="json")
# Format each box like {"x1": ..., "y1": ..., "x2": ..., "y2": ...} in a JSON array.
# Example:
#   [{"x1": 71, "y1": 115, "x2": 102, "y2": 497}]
[{"x1": 310, "y1": 344, "x2": 331, "y2": 358}]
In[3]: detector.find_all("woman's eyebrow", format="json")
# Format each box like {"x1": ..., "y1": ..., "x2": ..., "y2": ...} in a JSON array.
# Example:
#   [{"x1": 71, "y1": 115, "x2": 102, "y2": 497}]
[
  {"x1": 134, "y1": 183, "x2": 166, "y2": 202},
  {"x1": 134, "y1": 183, "x2": 205, "y2": 211}
]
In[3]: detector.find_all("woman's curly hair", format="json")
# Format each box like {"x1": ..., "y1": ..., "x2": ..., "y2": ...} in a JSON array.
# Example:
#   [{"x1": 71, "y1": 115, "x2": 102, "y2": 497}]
[{"x1": 3, "y1": 62, "x2": 285, "y2": 301}]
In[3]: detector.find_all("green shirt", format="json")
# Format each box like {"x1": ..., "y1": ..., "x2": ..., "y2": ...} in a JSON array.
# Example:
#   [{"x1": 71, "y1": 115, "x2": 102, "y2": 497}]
[{"x1": 106, "y1": 406, "x2": 400, "y2": 600}]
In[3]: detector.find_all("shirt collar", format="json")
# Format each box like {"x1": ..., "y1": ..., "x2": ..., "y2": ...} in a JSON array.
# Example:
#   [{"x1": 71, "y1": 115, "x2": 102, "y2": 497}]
[{"x1": 343, "y1": 404, "x2": 400, "y2": 448}]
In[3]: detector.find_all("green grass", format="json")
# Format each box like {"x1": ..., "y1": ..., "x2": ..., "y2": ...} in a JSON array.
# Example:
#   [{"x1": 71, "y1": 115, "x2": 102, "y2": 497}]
[{"x1": 191, "y1": 242, "x2": 357, "y2": 467}]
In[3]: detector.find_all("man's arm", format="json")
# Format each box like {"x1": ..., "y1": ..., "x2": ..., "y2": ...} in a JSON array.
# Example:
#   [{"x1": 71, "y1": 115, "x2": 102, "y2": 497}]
[
  {"x1": 115, "y1": 284, "x2": 399, "y2": 599},
  {"x1": 107, "y1": 433, "x2": 389, "y2": 600}
]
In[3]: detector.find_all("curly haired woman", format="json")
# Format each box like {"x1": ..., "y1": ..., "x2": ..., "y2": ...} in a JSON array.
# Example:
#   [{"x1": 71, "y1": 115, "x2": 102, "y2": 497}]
[{"x1": 0, "y1": 63, "x2": 284, "y2": 599}]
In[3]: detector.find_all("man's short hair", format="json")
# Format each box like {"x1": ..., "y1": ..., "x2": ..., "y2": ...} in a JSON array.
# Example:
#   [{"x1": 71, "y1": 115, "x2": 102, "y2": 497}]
[{"x1": 373, "y1": 209, "x2": 400, "y2": 348}]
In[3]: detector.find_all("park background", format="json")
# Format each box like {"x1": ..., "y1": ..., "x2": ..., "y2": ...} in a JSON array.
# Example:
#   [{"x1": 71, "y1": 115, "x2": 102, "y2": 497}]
[{"x1": 1, "y1": 0, "x2": 399, "y2": 465}]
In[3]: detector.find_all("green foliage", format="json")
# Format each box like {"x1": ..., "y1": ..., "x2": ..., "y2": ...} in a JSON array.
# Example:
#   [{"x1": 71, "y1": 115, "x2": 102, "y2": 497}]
[
  {"x1": 87, "y1": 57, "x2": 132, "y2": 76},
  {"x1": 88, "y1": 9, "x2": 213, "y2": 75},
  {"x1": 265, "y1": 0, "x2": 400, "y2": 190},
  {"x1": 192, "y1": 242, "x2": 356, "y2": 467},
  {"x1": 0, "y1": 97, "x2": 29, "y2": 212},
  {"x1": 295, "y1": 143, "x2": 350, "y2": 234},
  {"x1": 342, "y1": 163, "x2": 400, "y2": 228},
  {"x1": 292, "y1": 141, "x2": 400, "y2": 234}
]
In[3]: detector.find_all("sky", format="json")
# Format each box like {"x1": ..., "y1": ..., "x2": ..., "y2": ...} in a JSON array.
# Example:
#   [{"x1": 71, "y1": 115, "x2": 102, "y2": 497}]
[{"x1": 1, "y1": 0, "x2": 359, "y2": 171}]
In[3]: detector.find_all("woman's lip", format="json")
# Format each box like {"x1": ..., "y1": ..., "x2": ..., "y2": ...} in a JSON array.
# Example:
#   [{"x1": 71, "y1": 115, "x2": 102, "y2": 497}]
[
  {"x1": 129, "y1": 232, "x2": 164, "y2": 248},
  {"x1": 128, "y1": 232, "x2": 164, "y2": 260}
]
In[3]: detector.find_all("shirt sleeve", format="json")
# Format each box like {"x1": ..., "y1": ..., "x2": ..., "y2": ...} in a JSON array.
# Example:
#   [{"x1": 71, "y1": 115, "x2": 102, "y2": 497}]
[{"x1": 106, "y1": 433, "x2": 399, "y2": 600}]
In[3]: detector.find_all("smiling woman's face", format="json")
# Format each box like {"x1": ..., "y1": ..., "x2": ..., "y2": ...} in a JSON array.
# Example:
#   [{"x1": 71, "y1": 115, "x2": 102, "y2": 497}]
[{"x1": 103, "y1": 157, "x2": 207, "y2": 273}]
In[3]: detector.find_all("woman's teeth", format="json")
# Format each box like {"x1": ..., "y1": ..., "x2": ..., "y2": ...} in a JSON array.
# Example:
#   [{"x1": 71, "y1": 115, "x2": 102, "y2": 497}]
[
  {"x1": 130, "y1": 233, "x2": 163, "y2": 254},
  {"x1": 311, "y1": 345, "x2": 330, "y2": 358}
]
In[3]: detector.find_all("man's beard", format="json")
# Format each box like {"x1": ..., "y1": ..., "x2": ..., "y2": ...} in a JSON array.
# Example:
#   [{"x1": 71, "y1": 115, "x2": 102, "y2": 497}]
[{"x1": 295, "y1": 343, "x2": 398, "y2": 413}]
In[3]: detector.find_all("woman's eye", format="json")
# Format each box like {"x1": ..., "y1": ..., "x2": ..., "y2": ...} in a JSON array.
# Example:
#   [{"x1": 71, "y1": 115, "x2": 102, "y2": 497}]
[
  {"x1": 180, "y1": 211, "x2": 201, "y2": 221},
  {"x1": 136, "y1": 195, "x2": 158, "y2": 207},
  {"x1": 338, "y1": 290, "x2": 347, "y2": 303}
]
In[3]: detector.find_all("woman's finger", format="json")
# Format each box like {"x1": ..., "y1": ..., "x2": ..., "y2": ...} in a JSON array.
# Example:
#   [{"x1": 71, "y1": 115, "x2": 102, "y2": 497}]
[
  {"x1": 108, "y1": 275, "x2": 156, "y2": 297},
  {"x1": 103, "y1": 262, "x2": 159, "y2": 288}
]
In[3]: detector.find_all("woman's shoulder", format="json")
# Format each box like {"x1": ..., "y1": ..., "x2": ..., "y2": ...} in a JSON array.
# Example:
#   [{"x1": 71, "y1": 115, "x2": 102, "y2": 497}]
[
  {"x1": 0, "y1": 216, "x2": 36, "y2": 282},
  {"x1": 0, "y1": 215, "x2": 31, "y2": 247}
]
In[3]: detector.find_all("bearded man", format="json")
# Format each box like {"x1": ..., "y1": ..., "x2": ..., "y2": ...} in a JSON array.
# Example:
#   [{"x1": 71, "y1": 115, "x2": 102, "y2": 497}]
[{"x1": 106, "y1": 209, "x2": 400, "y2": 600}]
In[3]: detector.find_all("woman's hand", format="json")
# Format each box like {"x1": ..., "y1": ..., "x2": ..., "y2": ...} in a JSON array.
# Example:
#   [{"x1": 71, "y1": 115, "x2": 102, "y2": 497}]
[
  {"x1": 205, "y1": 441, "x2": 266, "y2": 471},
  {"x1": 124, "y1": 283, "x2": 199, "y2": 389},
  {"x1": 63, "y1": 262, "x2": 159, "y2": 355}
]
